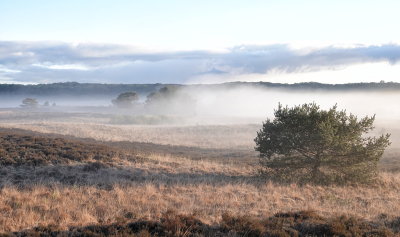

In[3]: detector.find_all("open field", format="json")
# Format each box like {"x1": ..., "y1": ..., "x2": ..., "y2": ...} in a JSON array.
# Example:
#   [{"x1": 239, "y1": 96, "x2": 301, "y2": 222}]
[
  {"x1": 2, "y1": 137, "x2": 400, "y2": 234},
  {"x1": 1, "y1": 111, "x2": 400, "y2": 235},
  {"x1": 1, "y1": 111, "x2": 400, "y2": 170},
  {"x1": 0, "y1": 111, "x2": 260, "y2": 149}
]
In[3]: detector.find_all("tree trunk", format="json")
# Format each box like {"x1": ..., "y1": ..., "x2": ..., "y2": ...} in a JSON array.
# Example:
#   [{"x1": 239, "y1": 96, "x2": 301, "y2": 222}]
[{"x1": 311, "y1": 160, "x2": 320, "y2": 181}]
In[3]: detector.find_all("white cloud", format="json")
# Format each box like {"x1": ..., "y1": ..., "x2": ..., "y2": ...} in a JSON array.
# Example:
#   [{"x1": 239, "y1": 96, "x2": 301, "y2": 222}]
[
  {"x1": 187, "y1": 62, "x2": 400, "y2": 84},
  {"x1": 32, "y1": 63, "x2": 90, "y2": 70},
  {"x1": 1, "y1": 41, "x2": 400, "y2": 84}
]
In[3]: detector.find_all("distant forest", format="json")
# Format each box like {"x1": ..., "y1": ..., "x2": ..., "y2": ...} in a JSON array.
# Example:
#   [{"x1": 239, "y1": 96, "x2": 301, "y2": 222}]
[{"x1": 0, "y1": 81, "x2": 400, "y2": 97}]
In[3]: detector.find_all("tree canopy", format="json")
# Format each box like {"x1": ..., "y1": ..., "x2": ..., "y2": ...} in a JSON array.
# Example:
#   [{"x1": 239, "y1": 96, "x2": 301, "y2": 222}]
[
  {"x1": 254, "y1": 103, "x2": 391, "y2": 185},
  {"x1": 145, "y1": 86, "x2": 196, "y2": 115},
  {"x1": 20, "y1": 98, "x2": 39, "y2": 108},
  {"x1": 111, "y1": 91, "x2": 139, "y2": 108}
]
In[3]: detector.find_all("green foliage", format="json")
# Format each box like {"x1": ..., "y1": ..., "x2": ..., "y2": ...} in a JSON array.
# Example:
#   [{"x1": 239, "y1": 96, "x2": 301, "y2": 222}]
[
  {"x1": 112, "y1": 91, "x2": 139, "y2": 108},
  {"x1": 145, "y1": 91, "x2": 163, "y2": 107},
  {"x1": 20, "y1": 97, "x2": 38, "y2": 108},
  {"x1": 254, "y1": 103, "x2": 391, "y2": 185}
]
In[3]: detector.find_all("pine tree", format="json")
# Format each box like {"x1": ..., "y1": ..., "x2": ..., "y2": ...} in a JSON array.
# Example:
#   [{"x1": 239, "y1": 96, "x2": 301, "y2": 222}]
[
  {"x1": 20, "y1": 98, "x2": 39, "y2": 108},
  {"x1": 254, "y1": 103, "x2": 391, "y2": 185}
]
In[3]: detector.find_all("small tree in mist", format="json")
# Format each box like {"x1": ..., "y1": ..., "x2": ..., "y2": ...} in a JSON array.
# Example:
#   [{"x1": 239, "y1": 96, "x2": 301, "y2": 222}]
[
  {"x1": 145, "y1": 91, "x2": 164, "y2": 107},
  {"x1": 112, "y1": 91, "x2": 139, "y2": 108},
  {"x1": 145, "y1": 86, "x2": 196, "y2": 114},
  {"x1": 20, "y1": 98, "x2": 39, "y2": 108},
  {"x1": 254, "y1": 103, "x2": 391, "y2": 185},
  {"x1": 43, "y1": 101, "x2": 49, "y2": 106}
]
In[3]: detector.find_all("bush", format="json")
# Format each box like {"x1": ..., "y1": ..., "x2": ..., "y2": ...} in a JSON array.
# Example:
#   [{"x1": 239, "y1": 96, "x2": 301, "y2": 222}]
[
  {"x1": 255, "y1": 103, "x2": 391, "y2": 185},
  {"x1": 5, "y1": 210, "x2": 396, "y2": 236}
]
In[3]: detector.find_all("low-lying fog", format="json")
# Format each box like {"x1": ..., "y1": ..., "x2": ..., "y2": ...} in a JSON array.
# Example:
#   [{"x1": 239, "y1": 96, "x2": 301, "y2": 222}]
[
  {"x1": 186, "y1": 87, "x2": 400, "y2": 121},
  {"x1": 2, "y1": 85, "x2": 400, "y2": 158},
  {"x1": 1, "y1": 86, "x2": 400, "y2": 123}
]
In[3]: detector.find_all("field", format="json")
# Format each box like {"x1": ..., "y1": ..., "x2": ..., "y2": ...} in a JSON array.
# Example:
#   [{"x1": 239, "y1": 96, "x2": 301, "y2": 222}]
[{"x1": 1, "y1": 110, "x2": 400, "y2": 236}]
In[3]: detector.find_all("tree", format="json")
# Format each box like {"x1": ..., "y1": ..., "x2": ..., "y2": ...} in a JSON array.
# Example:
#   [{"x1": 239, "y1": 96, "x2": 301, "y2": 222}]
[
  {"x1": 20, "y1": 98, "x2": 39, "y2": 108},
  {"x1": 112, "y1": 91, "x2": 139, "y2": 108},
  {"x1": 145, "y1": 86, "x2": 196, "y2": 115},
  {"x1": 145, "y1": 91, "x2": 164, "y2": 107},
  {"x1": 254, "y1": 103, "x2": 391, "y2": 185},
  {"x1": 43, "y1": 101, "x2": 49, "y2": 106},
  {"x1": 159, "y1": 85, "x2": 179, "y2": 99}
]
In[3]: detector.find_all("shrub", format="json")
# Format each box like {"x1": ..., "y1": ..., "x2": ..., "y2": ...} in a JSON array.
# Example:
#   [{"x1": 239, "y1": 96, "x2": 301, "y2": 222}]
[
  {"x1": 0, "y1": 132, "x2": 132, "y2": 167},
  {"x1": 2, "y1": 210, "x2": 398, "y2": 236}
]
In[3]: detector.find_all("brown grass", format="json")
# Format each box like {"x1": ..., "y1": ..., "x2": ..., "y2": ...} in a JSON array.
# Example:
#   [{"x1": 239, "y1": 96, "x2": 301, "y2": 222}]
[
  {"x1": 2, "y1": 111, "x2": 400, "y2": 235},
  {"x1": 1, "y1": 122, "x2": 259, "y2": 150},
  {"x1": 1, "y1": 152, "x2": 400, "y2": 233},
  {"x1": 4, "y1": 209, "x2": 398, "y2": 236},
  {"x1": 0, "y1": 132, "x2": 132, "y2": 167},
  {"x1": 0, "y1": 111, "x2": 260, "y2": 149}
]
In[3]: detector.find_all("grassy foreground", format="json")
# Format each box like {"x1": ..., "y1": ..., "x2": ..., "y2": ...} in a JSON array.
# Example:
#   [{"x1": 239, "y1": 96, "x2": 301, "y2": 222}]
[
  {"x1": 0, "y1": 118, "x2": 400, "y2": 235},
  {"x1": 2, "y1": 210, "x2": 399, "y2": 236}
]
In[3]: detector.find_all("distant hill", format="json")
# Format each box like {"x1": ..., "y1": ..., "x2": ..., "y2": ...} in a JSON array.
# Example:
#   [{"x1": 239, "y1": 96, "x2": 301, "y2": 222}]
[
  {"x1": 0, "y1": 81, "x2": 399, "y2": 97},
  {"x1": 188, "y1": 81, "x2": 400, "y2": 92}
]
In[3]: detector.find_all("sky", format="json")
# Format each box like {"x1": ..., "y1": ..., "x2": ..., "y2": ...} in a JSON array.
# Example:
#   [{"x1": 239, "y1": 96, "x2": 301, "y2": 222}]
[{"x1": 1, "y1": 0, "x2": 400, "y2": 84}]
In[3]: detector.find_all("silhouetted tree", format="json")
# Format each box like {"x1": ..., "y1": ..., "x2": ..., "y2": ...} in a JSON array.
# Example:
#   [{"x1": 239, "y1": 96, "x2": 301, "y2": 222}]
[
  {"x1": 159, "y1": 85, "x2": 180, "y2": 99},
  {"x1": 43, "y1": 101, "x2": 49, "y2": 106},
  {"x1": 145, "y1": 91, "x2": 164, "y2": 107},
  {"x1": 112, "y1": 91, "x2": 139, "y2": 108},
  {"x1": 254, "y1": 103, "x2": 391, "y2": 185},
  {"x1": 145, "y1": 86, "x2": 196, "y2": 114},
  {"x1": 20, "y1": 98, "x2": 39, "y2": 108}
]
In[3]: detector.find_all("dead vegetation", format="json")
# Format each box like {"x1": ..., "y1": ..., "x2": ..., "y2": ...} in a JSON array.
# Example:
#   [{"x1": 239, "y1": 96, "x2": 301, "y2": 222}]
[
  {"x1": 3, "y1": 209, "x2": 398, "y2": 236},
  {"x1": 1, "y1": 111, "x2": 400, "y2": 235},
  {"x1": 0, "y1": 111, "x2": 260, "y2": 150},
  {"x1": 0, "y1": 132, "x2": 130, "y2": 167},
  {"x1": 2, "y1": 149, "x2": 400, "y2": 234}
]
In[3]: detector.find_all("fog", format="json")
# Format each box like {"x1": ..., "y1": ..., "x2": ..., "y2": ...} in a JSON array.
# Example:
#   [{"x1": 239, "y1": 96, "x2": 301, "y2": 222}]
[
  {"x1": 183, "y1": 86, "x2": 400, "y2": 121},
  {"x1": 2, "y1": 85, "x2": 400, "y2": 124},
  {"x1": 2, "y1": 84, "x2": 400, "y2": 157}
]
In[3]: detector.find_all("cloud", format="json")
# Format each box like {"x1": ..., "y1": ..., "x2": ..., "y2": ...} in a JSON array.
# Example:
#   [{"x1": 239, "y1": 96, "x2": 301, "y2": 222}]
[{"x1": 0, "y1": 41, "x2": 400, "y2": 84}]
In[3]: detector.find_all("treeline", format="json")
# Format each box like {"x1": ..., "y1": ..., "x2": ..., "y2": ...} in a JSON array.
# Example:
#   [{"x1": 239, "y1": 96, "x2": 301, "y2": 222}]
[
  {"x1": 193, "y1": 80, "x2": 400, "y2": 91},
  {"x1": 1, "y1": 81, "x2": 400, "y2": 97},
  {"x1": 0, "y1": 82, "x2": 172, "y2": 96}
]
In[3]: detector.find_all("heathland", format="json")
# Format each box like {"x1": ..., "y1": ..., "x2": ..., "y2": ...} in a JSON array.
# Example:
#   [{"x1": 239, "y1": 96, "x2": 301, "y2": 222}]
[{"x1": 0, "y1": 110, "x2": 400, "y2": 236}]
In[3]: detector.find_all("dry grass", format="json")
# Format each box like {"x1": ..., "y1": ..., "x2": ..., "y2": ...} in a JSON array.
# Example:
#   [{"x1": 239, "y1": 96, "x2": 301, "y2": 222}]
[
  {"x1": 0, "y1": 111, "x2": 260, "y2": 149},
  {"x1": 2, "y1": 111, "x2": 400, "y2": 234},
  {"x1": 2, "y1": 153, "x2": 400, "y2": 233},
  {"x1": 1, "y1": 122, "x2": 259, "y2": 150}
]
